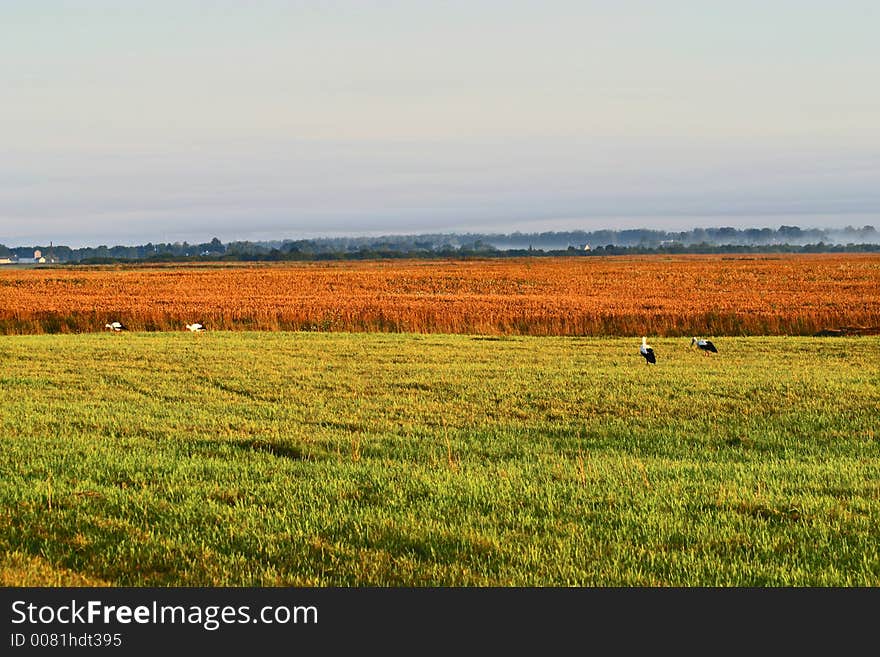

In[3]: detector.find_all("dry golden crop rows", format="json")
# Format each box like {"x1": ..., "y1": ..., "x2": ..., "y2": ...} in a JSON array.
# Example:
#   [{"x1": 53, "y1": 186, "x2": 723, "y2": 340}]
[{"x1": 0, "y1": 254, "x2": 878, "y2": 336}]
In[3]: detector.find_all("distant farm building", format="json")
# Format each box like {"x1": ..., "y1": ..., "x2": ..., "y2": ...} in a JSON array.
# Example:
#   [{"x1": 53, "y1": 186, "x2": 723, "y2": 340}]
[{"x1": 17, "y1": 250, "x2": 47, "y2": 264}]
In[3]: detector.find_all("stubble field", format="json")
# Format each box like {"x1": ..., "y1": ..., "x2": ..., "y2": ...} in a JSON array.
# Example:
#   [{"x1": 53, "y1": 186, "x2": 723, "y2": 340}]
[{"x1": 0, "y1": 254, "x2": 878, "y2": 336}]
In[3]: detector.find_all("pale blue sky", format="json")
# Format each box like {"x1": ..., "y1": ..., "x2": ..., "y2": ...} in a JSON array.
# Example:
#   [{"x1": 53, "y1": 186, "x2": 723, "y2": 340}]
[{"x1": 2, "y1": 1, "x2": 878, "y2": 246}]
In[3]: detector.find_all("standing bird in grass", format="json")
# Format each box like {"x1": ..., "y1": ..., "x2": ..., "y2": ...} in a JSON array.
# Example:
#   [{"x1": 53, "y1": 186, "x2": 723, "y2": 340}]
[
  {"x1": 186, "y1": 322, "x2": 206, "y2": 333},
  {"x1": 691, "y1": 337, "x2": 718, "y2": 355},
  {"x1": 640, "y1": 336, "x2": 656, "y2": 364},
  {"x1": 105, "y1": 321, "x2": 126, "y2": 332}
]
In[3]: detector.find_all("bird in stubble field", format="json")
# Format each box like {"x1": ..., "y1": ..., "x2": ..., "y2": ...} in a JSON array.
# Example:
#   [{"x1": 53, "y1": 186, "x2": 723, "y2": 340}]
[
  {"x1": 186, "y1": 322, "x2": 207, "y2": 333},
  {"x1": 690, "y1": 337, "x2": 718, "y2": 355},
  {"x1": 640, "y1": 336, "x2": 656, "y2": 364},
  {"x1": 105, "y1": 321, "x2": 126, "y2": 331}
]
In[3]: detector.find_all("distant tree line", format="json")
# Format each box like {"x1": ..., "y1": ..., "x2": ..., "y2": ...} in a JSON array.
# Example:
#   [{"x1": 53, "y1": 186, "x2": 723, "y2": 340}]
[{"x1": 1, "y1": 225, "x2": 878, "y2": 263}]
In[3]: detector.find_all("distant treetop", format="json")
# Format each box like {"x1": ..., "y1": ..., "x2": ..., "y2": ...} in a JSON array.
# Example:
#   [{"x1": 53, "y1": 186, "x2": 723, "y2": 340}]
[{"x1": 1, "y1": 225, "x2": 877, "y2": 263}]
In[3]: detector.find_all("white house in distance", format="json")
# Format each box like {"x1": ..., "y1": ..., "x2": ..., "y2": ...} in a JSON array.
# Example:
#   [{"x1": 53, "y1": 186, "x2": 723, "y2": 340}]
[
  {"x1": 2, "y1": 249, "x2": 48, "y2": 265},
  {"x1": 17, "y1": 249, "x2": 47, "y2": 264}
]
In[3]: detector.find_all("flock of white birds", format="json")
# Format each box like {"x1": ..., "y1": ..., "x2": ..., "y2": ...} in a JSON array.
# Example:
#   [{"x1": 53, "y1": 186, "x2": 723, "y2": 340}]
[
  {"x1": 104, "y1": 321, "x2": 718, "y2": 364},
  {"x1": 104, "y1": 321, "x2": 206, "y2": 333}
]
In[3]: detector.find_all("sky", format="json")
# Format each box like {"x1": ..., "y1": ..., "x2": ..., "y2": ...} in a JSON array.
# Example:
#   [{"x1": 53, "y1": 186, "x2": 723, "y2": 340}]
[{"x1": 2, "y1": 0, "x2": 879, "y2": 247}]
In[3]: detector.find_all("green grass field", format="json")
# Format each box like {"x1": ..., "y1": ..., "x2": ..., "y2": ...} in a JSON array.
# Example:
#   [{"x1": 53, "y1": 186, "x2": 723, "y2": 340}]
[{"x1": 1, "y1": 332, "x2": 878, "y2": 586}]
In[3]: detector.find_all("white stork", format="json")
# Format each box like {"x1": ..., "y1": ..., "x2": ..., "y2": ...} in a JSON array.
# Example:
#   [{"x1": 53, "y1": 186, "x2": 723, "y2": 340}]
[
  {"x1": 186, "y1": 323, "x2": 207, "y2": 333},
  {"x1": 691, "y1": 337, "x2": 718, "y2": 354},
  {"x1": 640, "y1": 336, "x2": 656, "y2": 364},
  {"x1": 105, "y1": 321, "x2": 126, "y2": 331}
]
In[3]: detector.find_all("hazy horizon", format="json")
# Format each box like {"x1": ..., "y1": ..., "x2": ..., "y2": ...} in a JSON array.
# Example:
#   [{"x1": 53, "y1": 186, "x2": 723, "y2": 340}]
[
  {"x1": 3, "y1": 2, "x2": 878, "y2": 247},
  {"x1": 3, "y1": 219, "x2": 878, "y2": 251}
]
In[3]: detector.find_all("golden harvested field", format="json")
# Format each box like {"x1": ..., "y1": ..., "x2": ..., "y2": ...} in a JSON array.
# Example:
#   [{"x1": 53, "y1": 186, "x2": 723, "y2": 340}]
[{"x1": 0, "y1": 254, "x2": 878, "y2": 336}]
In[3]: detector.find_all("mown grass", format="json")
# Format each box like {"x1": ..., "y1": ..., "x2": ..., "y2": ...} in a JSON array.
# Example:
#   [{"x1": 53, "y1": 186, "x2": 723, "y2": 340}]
[{"x1": 0, "y1": 332, "x2": 878, "y2": 586}]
